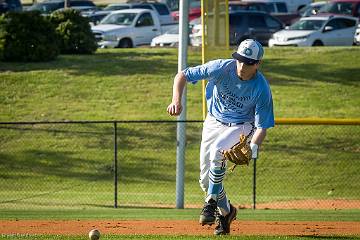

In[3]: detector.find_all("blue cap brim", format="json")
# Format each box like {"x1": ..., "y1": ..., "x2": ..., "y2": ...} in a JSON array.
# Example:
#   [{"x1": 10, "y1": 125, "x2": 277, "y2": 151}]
[{"x1": 232, "y1": 52, "x2": 259, "y2": 65}]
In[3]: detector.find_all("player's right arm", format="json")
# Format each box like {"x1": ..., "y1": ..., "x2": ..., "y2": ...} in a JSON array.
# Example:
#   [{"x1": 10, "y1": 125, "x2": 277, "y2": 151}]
[
  {"x1": 167, "y1": 60, "x2": 224, "y2": 116},
  {"x1": 167, "y1": 71, "x2": 187, "y2": 116}
]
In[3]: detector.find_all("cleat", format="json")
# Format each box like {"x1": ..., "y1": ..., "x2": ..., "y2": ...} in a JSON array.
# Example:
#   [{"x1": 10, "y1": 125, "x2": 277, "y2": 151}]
[
  {"x1": 199, "y1": 199, "x2": 217, "y2": 225},
  {"x1": 214, "y1": 203, "x2": 237, "y2": 235}
]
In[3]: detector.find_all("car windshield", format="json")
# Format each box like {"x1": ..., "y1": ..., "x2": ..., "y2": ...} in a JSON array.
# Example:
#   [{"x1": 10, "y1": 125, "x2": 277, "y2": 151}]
[
  {"x1": 100, "y1": 12, "x2": 136, "y2": 25},
  {"x1": 289, "y1": 19, "x2": 325, "y2": 30},
  {"x1": 318, "y1": 2, "x2": 353, "y2": 15},
  {"x1": 28, "y1": 2, "x2": 62, "y2": 13},
  {"x1": 103, "y1": 5, "x2": 129, "y2": 11}
]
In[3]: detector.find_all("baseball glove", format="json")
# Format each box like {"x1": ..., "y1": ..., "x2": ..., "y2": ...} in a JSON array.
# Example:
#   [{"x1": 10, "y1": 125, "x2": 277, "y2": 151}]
[{"x1": 222, "y1": 134, "x2": 252, "y2": 171}]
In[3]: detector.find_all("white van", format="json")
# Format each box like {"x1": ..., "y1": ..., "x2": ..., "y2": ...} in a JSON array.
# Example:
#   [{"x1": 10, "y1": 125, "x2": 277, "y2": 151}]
[{"x1": 242, "y1": 0, "x2": 312, "y2": 13}]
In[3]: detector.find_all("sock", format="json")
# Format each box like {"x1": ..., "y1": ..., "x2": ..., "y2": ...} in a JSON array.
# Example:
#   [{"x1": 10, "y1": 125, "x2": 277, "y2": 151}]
[
  {"x1": 217, "y1": 185, "x2": 230, "y2": 216},
  {"x1": 205, "y1": 167, "x2": 225, "y2": 202}
]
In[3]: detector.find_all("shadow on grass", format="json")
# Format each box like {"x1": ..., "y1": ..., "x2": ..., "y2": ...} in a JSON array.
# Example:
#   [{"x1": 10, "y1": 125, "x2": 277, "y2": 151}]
[
  {"x1": 262, "y1": 59, "x2": 360, "y2": 86},
  {"x1": 0, "y1": 50, "x2": 178, "y2": 77},
  {"x1": 0, "y1": 122, "x2": 202, "y2": 184}
]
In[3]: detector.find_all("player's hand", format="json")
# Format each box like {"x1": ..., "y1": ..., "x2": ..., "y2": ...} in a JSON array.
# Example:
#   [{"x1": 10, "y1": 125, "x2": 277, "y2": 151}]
[{"x1": 167, "y1": 102, "x2": 182, "y2": 116}]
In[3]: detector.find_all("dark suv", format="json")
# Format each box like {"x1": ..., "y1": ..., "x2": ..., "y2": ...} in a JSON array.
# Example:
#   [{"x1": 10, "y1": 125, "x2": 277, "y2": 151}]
[
  {"x1": 0, "y1": 0, "x2": 22, "y2": 14},
  {"x1": 229, "y1": 11, "x2": 285, "y2": 46},
  {"x1": 27, "y1": 0, "x2": 96, "y2": 14}
]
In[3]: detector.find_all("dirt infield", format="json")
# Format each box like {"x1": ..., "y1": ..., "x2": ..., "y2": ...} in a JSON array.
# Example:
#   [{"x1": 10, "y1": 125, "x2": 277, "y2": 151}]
[
  {"x1": 1, "y1": 220, "x2": 360, "y2": 236},
  {"x1": 239, "y1": 199, "x2": 360, "y2": 210}
]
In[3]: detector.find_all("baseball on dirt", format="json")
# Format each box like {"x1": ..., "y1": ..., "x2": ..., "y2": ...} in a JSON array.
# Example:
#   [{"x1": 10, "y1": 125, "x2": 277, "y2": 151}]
[{"x1": 88, "y1": 229, "x2": 100, "y2": 240}]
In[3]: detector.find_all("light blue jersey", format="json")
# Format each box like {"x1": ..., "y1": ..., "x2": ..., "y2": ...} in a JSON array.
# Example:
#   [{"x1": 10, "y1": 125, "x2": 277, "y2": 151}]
[{"x1": 183, "y1": 59, "x2": 274, "y2": 129}]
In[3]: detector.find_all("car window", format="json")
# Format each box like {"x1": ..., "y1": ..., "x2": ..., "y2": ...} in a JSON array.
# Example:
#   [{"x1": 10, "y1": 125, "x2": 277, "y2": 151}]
[
  {"x1": 265, "y1": 15, "x2": 281, "y2": 28},
  {"x1": 341, "y1": 18, "x2": 357, "y2": 28},
  {"x1": 356, "y1": 4, "x2": 360, "y2": 16},
  {"x1": 165, "y1": 0, "x2": 178, "y2": 11},
  {"x1": 320, "y1": 2, "x2": 353, "y2": 15},
  {"x1": 326, "y1": 19, "x2": 341, "y2": 30},
  {"x1": 5, "y1": 0, "x2": 21, "y2": 7},
  {"x1": 28, "y1": 2, "x2": 63, "y2": 13},
  {"x1": 249, "y1": 5, "x2": 263, "y2": 11},
  {"x1": 289, "y1": 19, "x2": 325, "y2": 30},
  {"x1": 103, "y1": 5, "x2": 130, "y2": 11},
  {"x1": 70, "y1": 1, "x2": 95, "y2": 7},
  {"x1": 136, "y1": 12, "x2": 154, "y2": 27},
  {"x1": 153, "y1": 4, "x2": 170, "y2": 15},
  {"x1": 100, "y1": 12, "x2": 136, "y2": 25},
  {"x1": 265, "y1": 3, "x2": 275, "y2": 13},
  {"x1": 248, "y1": 15, "x2": 267, "y2": 28},
  {"x1": 326, "y1": 18, "x2": 356, "y2": 30},
  {"x1": 229, "y1": 14, "x2": 244, "y2": 31},
  {"x1": 276, "y1": 3, "x2": 287, "y2": 13},
  {"x1": 229, "y1": 4, "x2": 266, "y2": 12}
]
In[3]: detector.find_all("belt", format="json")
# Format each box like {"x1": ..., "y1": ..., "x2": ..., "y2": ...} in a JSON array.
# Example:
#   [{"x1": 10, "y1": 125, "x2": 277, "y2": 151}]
[{"x1": 216, "y1": 119, "x2": 245, "y2": 127}]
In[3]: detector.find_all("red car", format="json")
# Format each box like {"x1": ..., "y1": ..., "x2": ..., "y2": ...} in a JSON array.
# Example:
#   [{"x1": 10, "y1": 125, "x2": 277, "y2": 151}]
[
  {"x1": 318, "y1": 0, "x2": 360, "y2": 19},
  {"x1": 167, "y1": 0, "x2": 201, "y2": 21}
]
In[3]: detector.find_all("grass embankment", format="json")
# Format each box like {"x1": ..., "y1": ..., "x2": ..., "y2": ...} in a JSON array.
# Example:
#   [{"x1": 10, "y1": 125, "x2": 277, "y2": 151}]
[{"x1": 1, "y1": 47, "x2": 359, "y2": 121}]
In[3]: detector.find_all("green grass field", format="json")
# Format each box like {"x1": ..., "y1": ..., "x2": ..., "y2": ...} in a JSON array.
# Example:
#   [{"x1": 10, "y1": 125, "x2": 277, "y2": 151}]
[
  {"x1": 1, "y1": 47, "x2": 359, "y2": 121},
  {"x1": 1, "y1": 47, "x2": 360, "y2": 239}
]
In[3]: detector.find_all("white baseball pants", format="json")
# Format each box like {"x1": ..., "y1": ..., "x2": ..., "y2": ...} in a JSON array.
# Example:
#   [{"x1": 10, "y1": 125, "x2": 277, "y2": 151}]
[{"x1": 199, "y1": 114, "x2": 255, "y2": 192}]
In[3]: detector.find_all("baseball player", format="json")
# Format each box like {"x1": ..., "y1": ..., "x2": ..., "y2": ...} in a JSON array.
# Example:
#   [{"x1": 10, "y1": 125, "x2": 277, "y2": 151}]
[{"x1": 167, "y1": 39, "x2": 274, "y2": 235}]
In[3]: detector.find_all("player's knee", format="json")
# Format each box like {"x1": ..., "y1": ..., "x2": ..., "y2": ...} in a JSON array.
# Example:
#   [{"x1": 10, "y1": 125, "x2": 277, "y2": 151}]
[
  {"x1": 209, "y1": 144, "x2": 224, "y2": 161},
  {"x1": 209, "y1": 158, "x2": 226, "y2": 171}
]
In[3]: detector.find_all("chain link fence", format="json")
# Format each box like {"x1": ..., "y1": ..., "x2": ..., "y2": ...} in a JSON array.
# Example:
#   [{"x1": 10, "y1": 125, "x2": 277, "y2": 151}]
[{"x1": 0, "y1": 120, "x2": 359, "y2": 210}]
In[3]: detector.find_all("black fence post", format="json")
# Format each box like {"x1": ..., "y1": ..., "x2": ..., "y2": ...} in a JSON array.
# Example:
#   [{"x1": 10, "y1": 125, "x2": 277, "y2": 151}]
[
  {"x1": 114, "y1": 121, "x2": 118, "y2": 208},
  {"x1": 252, "y1": 158, "x2": 257, "y2": 210}
]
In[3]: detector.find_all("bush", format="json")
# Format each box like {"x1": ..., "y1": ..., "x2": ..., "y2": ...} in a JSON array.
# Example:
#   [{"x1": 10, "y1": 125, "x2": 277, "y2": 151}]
[
  {"x1": 0, "y1": 11, "x2": 59, "y2": 62},
  {"x1": 50, "y1": 9, "x2": 97, "y2": 54}
]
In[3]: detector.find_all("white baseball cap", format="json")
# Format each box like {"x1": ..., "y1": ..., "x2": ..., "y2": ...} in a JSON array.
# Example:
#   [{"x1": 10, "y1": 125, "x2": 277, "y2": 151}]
[{"x1": 232, "y1": 39, "x2": 264, "y2": 65}]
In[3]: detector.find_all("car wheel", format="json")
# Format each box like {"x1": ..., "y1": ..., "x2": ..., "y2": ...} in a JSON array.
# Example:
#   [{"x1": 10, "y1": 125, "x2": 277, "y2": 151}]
[
  {"x1": 312, "y1": 40, "x2": 323, "y2": 46},
  {"x1": 118, "y1": 38, "x2": 133, "y2": 48}
]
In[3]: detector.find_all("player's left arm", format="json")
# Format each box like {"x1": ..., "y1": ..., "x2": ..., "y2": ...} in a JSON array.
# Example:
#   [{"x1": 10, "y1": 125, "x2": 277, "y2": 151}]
[
  {"x1": 250, "y1": 128, "x2": 267, "y2": 159},
  {"x1": 251, "y1": 82, "x2": 275, "y2": 159}
]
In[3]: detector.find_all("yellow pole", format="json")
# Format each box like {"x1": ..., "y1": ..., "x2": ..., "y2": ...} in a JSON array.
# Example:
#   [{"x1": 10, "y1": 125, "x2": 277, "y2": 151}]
[{"x1": 225, "y1": 0, "x2": 229, "y2": 49}]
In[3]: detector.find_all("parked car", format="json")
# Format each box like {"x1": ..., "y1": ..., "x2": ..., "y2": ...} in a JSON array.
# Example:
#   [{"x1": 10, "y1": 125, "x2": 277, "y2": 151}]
[
  {"x1": 269, "y1": 15, "x2": 358, "y2": 46},
  {"x1": 27, "y1": 0, "x2": 95, "y2": 15},
  {"x1": 150, "y1": 25, "x2": 179, "y2": 47},
  {"x1": 0, "y1": 0, "x2": 22, "y2": 13},
  {"x1": 91, "y1": 2, "x2": 174, "y2": 25},
  {"x1": 91, "y1": 9, "x2": 177, "y2": 48},
  {"x1": 229, "y1": 1, "x2": 301, "y2": 25},
  {"x1": 165, "y1": 0, "x2": 201, "y2": 21},
  {"x1": 317, "y1": 0, "x2": 360, "y2": 19},
  {"x1": 355, "y1": 26, "x2": 360, "y2": 44},
  {"x1": 190, "y1": 10, "x2": 285, "y2": 46},
  {"x1": 242, "y1": 0, "x2": 311, "y2": 13},
  {"x1": 298, "y1": 1, "x2": 328, "y2": 17},
  {"x1": 229, "y1": 10, "x2": 285, "y2": 46},
  {"x1": 82, "y1": 11, "x2": 109, "y2": 25}
]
